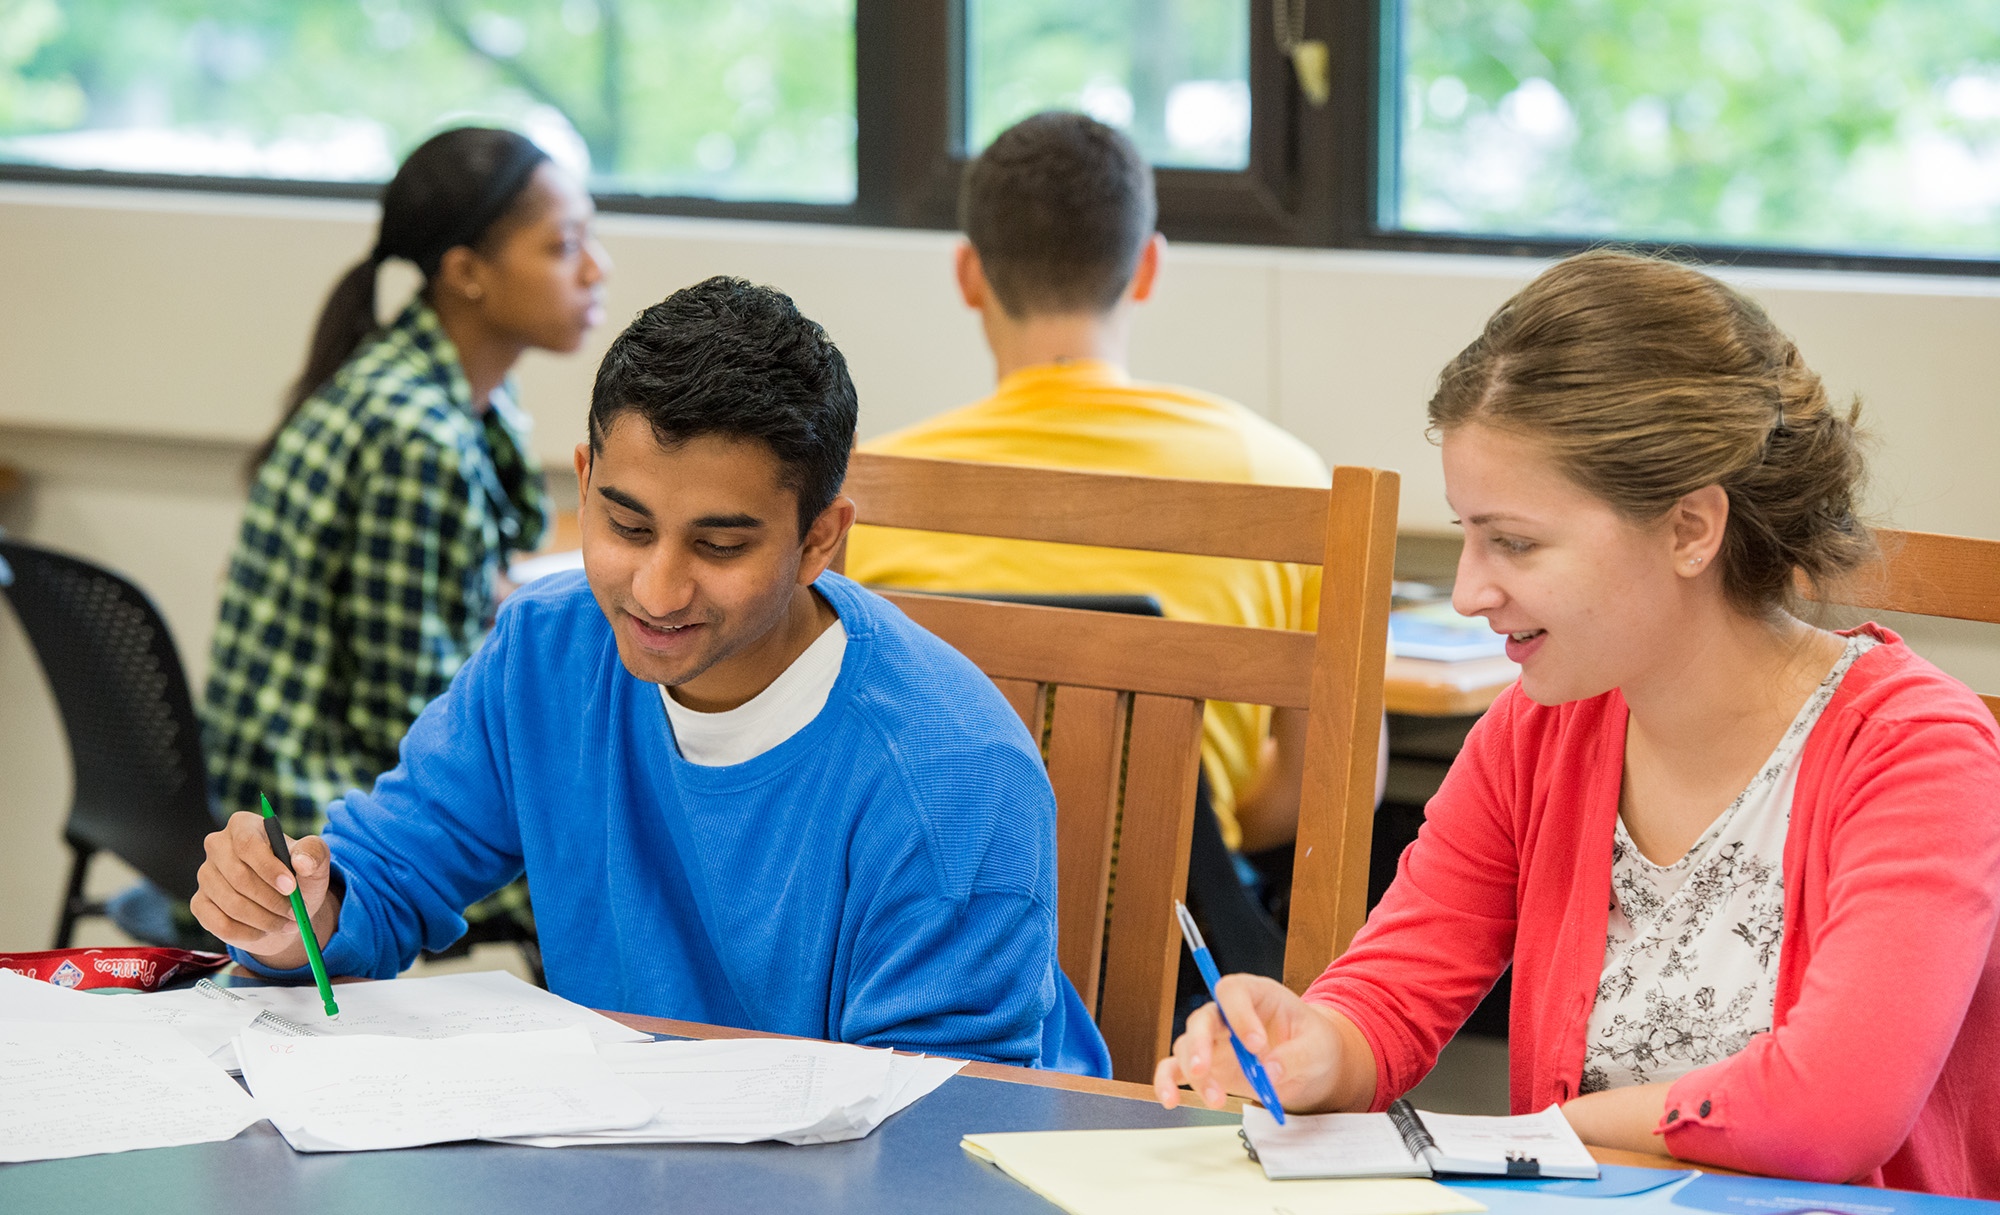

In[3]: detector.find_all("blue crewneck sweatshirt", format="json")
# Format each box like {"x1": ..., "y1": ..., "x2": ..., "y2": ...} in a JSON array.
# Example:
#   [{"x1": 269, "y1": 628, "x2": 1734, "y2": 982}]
[{"x1": 236, "y1": 570, "x2": 1110, "y2": 1076}]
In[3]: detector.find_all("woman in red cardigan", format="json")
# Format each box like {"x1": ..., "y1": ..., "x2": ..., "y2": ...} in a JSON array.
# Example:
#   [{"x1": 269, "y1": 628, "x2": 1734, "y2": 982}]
[{"x1": 1156, "y1": 251, "x2": 2000, "y2": 1198}]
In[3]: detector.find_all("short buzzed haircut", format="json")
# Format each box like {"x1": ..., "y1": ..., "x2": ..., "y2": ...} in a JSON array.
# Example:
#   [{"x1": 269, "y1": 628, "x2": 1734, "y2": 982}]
[
  {"x1": 960, "y1": 111, "x2": 1157, "y2": 320},
  {"x1": 588, "y1": 276, "x2": 857, "y2": 539}
]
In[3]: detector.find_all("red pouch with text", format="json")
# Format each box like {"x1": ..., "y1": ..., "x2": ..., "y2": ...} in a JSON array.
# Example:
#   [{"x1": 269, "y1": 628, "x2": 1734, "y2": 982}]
[{"x1": 0, "y1": 946, "x2": 230, "y2": 991}]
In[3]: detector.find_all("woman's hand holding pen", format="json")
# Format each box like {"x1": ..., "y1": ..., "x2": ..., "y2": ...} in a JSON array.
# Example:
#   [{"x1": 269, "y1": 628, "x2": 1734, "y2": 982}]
[
  {"x1": 1153, "y1": 974, "x2": 1377, "y2": 1115},
  {"x1": 191, "y1": 812, "x2": 342, "y2": 970}
]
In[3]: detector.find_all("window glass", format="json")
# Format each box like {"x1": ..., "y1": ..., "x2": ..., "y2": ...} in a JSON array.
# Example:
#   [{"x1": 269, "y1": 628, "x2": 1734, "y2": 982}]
[
  {"x1": 0, "y1": 0, "x2": 855, "y2": 203},
  {"x1": 967, "y1": 0, "x2": 1251, "y2": 170},
  {"x1": 1396, "y1": 0, "x2": 2000, "y2": 257}
]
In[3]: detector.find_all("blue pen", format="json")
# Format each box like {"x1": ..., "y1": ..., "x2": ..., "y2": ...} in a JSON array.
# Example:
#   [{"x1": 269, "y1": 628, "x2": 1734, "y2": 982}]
[{"x1": 1174, "y1": 900, "x2": 1286, "y2": 1124}]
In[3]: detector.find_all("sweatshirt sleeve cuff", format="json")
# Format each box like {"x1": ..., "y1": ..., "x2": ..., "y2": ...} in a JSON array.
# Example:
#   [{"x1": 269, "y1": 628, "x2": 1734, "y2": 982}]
[
  {"x1": 224, "y1": 946, "x2": 319, "y2": 982},
  {"x1": 223, "y1": 865, "x2": 387, "y2": 982}
]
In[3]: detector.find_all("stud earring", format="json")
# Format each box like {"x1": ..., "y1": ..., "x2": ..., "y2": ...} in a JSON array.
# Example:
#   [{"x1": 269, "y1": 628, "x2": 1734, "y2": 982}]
[{"x1": 1688, "y1": 556, "x2": 1704, "y2": 566}]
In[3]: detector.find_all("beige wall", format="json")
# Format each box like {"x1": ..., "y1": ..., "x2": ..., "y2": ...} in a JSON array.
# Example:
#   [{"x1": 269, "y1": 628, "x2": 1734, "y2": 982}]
[{"x1": 3, "y1": 183, "x2": 1998, "y2": 949}]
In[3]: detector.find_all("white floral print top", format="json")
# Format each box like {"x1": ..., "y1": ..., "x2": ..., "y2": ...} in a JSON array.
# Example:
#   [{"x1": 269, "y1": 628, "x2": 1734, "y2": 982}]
[{"x1": 1578, "y1": 633, "x2": 1878, "y2": 1094}]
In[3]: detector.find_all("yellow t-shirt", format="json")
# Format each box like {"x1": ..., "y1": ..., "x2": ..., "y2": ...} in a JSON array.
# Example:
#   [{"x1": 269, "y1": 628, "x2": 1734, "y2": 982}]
[{"x1": 845, "y1": 360, "x2": 1330, "y2": 849}]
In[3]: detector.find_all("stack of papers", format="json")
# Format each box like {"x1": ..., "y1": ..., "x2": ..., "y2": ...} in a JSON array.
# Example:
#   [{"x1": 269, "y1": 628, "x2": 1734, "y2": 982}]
[
  {"x1": 0, "y1": 970, "x2": 263, "y2": 1056},
  {"x1": 0, "y1": 1021, "x2": 264, "y2": 1162},
  {"x1": 195, "y1": 970, "x2": 654, "y2": 1070},
  {"x1": 0, "y1": 969, "x2": 965, "y2": 1163},
  {"x1": 237, "y1": 1026, "x2": 658, "y2": 1152},
  {"x1": 1388, "y1": 603, "x2": 1510, "y2": 662},
  {"x1": 236, "y1": 1029, "x2": 961, "y2": 1153},
  {"x1": 497, "y1": 1037, "x2": 965, "y2": 1147}
]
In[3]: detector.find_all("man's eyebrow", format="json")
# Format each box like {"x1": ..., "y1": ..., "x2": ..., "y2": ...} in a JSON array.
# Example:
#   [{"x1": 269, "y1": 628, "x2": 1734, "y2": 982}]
[
  {"x1": 597, "y1": 485, "x2": 651, "y2": 518},
  {"x1": 693, "y1": 513, "x2": 764, "y2": 530}
]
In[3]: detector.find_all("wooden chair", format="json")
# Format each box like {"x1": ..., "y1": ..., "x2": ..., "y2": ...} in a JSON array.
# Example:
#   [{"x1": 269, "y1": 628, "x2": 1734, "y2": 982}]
[
  {"x1": 833, "y1": 452, "x2": 1399, "y2": 1080},
  {"x1": 1804, "y1": 527, "x2": 2000, "y2": 722}
]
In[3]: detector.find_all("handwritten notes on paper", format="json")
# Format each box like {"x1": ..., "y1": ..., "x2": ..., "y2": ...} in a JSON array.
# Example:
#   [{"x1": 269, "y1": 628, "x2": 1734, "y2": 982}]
[
  {"x1": 0, "y1": 972, "x2": 965, "y2": 1164},
  {"x1": 236, "y1": 1026, "x2": 658, "y2": 1152},
  {"x1": 0, "y1": 1022, "x2": 263, "y2": 1163},
  {"x1": 0, "y1": 971, "x2": 261, "y2": 1057},
  {"x1": 496, "y1": 1038, "x2": 966, "y2": 1147},
  {"x1": 204, "y1": 970, "x2": 652, "y2": 1071}
]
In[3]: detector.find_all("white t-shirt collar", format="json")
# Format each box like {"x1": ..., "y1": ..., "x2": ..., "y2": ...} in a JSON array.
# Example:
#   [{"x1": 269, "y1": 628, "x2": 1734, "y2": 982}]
[{"x1": 658, "y1": 618, "x2": 848, "y2": 767}]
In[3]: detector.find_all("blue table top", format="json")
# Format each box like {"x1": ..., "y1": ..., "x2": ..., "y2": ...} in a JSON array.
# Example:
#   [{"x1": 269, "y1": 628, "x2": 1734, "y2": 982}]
[{"x1": 0, "y1": 1070, "x2": 1238, "y2": 1215}]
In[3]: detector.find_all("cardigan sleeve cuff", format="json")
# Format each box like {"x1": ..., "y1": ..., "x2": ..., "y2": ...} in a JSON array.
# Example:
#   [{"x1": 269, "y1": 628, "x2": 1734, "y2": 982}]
[
  {"x1": 1656, "y1": 1066, "x2": 1728, "y2": 1151},
  {"x1": 1304, "y1": 987, "x2": 1397, "y2": 1113}
]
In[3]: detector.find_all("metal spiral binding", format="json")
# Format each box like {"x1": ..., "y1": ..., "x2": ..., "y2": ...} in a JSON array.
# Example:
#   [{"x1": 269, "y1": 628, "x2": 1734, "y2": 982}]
[{"x1": 195, "y1": 977, "x2": 323, "y2": 1037}]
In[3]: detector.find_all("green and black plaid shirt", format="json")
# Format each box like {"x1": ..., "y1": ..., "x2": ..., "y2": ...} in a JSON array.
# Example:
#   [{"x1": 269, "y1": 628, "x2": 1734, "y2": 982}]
[{"x1": 204, "y1": 299, "x2": 546, "y2": 927}]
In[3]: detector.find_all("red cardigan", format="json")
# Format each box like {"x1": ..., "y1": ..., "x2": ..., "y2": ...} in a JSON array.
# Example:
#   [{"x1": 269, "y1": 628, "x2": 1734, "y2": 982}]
[{"x1": 1305, "y1": 627, "x2": 2000, "y2": 1196}]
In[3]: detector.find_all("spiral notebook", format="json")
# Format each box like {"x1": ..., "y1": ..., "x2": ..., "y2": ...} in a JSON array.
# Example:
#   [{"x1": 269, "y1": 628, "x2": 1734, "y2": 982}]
[{"x1": 1242, "y1": 1100, "x2": 1599, "y2": 1181}]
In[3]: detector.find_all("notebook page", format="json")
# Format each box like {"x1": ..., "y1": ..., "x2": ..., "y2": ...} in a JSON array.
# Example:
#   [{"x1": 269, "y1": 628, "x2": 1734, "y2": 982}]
[
  {"x1": 1240, "y1": 1105, "x2": 1431, "y2": 1179},
  {"x1": 1418, "y1": 1105, "x2": 1598, "y2": 1179}
]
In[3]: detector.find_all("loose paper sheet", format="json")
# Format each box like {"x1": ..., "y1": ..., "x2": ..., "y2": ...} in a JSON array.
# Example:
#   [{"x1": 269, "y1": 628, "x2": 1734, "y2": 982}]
[
  {"x1": 0, "y1": 971, "x2": 261, "y2": 1057},
  {"x1": 962, "y1": 1125, "x2": 1486, "y2": 1215},
  {"x1": 497, "y1": 1037, "x2": 966, "y2": 1147},
  {"x1": 235, "y1": 1025, "x2": 657, "y2": 1152},
  {"x1": 0, "y1": 1021, "x2": 264, "y2": 1163},
  {"x1": 206, "y1": 970, "x2": 651, "y2": 1070}
]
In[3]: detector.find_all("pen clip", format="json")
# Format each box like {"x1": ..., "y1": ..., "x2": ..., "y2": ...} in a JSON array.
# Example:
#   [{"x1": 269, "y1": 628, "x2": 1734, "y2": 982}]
[{"x1": 1174, "y1": 900, "x2": 1206, "y2": 953}]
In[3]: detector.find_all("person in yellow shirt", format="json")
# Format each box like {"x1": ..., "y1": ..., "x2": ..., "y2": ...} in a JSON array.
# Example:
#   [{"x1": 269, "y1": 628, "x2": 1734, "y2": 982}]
[{"x1": 845, "y1": 113, "x2": 1336, "y2": 968}]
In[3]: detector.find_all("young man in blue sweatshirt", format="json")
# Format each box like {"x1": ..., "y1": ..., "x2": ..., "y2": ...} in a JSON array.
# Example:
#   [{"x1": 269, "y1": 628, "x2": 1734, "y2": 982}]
[{"x1": 190, "y1": 276, "x2": 1111, "y2": 1076}]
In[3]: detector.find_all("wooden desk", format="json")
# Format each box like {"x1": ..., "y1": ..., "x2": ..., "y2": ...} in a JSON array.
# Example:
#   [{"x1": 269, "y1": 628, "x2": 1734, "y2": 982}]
[{"x1": 1384, "y1": 654, "x2": 1519, "y2": 716}]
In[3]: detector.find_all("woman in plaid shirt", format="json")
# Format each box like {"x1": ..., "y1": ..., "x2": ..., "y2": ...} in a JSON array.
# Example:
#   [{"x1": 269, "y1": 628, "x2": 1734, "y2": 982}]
[{"x1": 201, "y1": 128, "x2": 609, "y2": 945}]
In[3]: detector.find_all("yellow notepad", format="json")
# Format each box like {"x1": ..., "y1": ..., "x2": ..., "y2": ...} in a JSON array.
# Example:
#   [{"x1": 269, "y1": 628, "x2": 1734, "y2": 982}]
[{"x1": 962, "y1": 1125, "x2": 1486, "y2": 1215}]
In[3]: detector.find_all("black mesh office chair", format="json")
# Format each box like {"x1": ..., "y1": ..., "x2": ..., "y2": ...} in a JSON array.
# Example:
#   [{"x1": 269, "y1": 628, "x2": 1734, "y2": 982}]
[{"x1": 0, "y1": 535, "x2": 220, "y2": 949}]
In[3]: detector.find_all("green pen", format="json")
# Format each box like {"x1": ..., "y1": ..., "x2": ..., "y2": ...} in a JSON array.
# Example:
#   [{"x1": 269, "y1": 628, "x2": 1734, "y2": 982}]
[{"x1": 258, "y1": 793, "x2": 340, "y2": 1018}]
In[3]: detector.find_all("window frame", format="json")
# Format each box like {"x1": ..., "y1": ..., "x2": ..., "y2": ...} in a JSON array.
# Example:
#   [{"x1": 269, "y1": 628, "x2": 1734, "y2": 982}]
[{"x1": 0, "y1": 0, "x2": 1994, "y2": 276}]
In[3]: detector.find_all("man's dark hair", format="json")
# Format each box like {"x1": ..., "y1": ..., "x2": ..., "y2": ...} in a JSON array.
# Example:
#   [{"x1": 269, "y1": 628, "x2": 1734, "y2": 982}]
[
  {"x1": 959, "y1": 111, "x2": 1157, "y2": 320},
  {"x1": 588, "y1": 276, "x2": 857, "y2": 538}
]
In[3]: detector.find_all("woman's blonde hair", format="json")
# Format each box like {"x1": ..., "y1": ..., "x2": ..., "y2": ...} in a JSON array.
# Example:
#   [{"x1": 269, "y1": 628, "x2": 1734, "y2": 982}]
[{"x1": 1428, "y1": 249, "x2": 1874, "y2": 616}]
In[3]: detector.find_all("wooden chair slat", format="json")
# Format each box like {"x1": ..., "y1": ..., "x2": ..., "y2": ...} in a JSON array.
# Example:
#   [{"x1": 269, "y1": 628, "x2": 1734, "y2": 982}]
[
  {"x1": 842, "y1": 456, "x2": 1401, "y2": 1082},
  {"x1": 1804, "y1": 527, "x2": 2000, "y2": 725},
  {"x1": 1045, "y1": 686, "x2": 1128, "y2": 1014},
  {"x1": 845, "y1": 452, "x2": 1331, "y2": 565},
  {"x1": 991, "y1": 677, "x2": 1047, "y2": 742},
  {"x1": 1096, "y1": 692, "x2": 1205, "y2": 1081},
  {"x1": 1288, "y1": 466, "x2": 1402, "y2": 980},
  {"x1": 1805, "y1": 530, "x2": 2000, "y2": 624},
  {"x1": 881, "y1": 592, "x2": 1317, "y2": 707}
]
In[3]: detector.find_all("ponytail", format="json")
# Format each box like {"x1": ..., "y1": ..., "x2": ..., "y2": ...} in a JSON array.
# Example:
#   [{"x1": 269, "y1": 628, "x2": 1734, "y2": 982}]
[
  {"x1": 247, "y1": 252, "x2": 385, "y2": 477},
  {"x1": 245, "y1": 126, "x2": 550, "y2": 483}
]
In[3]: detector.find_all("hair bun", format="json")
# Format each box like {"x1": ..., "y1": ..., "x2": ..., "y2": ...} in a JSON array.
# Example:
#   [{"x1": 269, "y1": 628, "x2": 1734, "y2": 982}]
[{"x1": 1427, "y1": 250, "x2": 1874, "y2": 617}]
